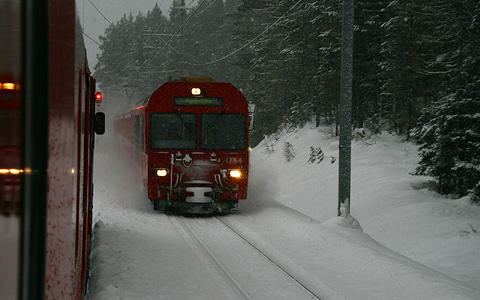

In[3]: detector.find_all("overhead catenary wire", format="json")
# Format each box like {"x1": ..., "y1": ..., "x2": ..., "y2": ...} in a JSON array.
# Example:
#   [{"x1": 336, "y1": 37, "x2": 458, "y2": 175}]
[
  {"x1": 81, "y1": 0, "x2": 112, "y2": 48},
  {"x1": 143, "y1": 34, "x2": 182, "y2": 54},
  {"x1": 87, "y1": 0, "x2": 113, "y2": 25},
  {"x1": 83, "y1": 31, "x2": 101, "y2": 46},
  {"x1": 185, "y1": 0, "x2": 304, "y2": 66},
  {"x1": 173, "y1": 0, "x2": 209, "y2": 38},
  {"x1": 154, "y1": 0, "x2": 208, "y2": 55},
  {"x1": 194, "y1": 0, "x2": 219, "y2": 17},
  {"x1": 176, "y1": 0, "x2": 206, "y2": 33},
  {"x1": 135, "y1": 0, "x2": 305, "y2": 73}
]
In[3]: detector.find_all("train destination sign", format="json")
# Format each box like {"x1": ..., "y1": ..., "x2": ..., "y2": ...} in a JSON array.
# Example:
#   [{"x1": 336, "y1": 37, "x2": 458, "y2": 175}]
[{"x1": 174, "y1": 97, "x2": 223, "y2": 107}]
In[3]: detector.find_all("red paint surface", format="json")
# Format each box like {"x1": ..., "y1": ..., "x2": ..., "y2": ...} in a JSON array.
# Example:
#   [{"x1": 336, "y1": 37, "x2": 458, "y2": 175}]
[
  {"x1": 45, "y1": 1, "x2": 95, "y2": 299},
  {"x1": 116, "y1": 81, "x2": 250, "y2": 204}
]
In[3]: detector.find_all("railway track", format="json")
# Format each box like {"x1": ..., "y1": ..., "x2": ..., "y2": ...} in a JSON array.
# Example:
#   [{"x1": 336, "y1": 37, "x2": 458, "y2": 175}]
[{"x1": 169, "y1": 215, "x2": 324, "y2": 300}]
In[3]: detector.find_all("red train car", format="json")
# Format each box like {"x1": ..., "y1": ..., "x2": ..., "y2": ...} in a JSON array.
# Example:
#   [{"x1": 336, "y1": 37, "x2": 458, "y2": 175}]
[
  {"x1": 0, "y1": 1, "x2": 104, "y2": 299},
  {"x1": 116, "y1": 77, "x2": 254, "y2": 213}
]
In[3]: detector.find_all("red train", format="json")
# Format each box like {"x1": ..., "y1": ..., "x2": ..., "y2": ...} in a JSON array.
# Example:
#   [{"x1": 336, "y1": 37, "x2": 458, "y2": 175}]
[
  {"x1": 115, "y1": 77, "x2": 254, "y2": 213},
  {"x1": 0, "y1": 1, "x2": 104, "y2": 299}
]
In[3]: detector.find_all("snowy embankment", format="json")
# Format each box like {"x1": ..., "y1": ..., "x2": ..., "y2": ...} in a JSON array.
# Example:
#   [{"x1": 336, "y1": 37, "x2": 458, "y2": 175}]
[
  {"x1": 87, "y1": 122, "x2": 480, "y2": 299},
  {"x1": 252, "y1": 124, "x2": 480, "y2": 290}
]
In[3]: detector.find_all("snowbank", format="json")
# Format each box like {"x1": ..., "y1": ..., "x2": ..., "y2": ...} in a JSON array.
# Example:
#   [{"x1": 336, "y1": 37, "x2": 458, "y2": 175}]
[{"x1": 253, "y1": 124, "x2": 480, "y2": 289}]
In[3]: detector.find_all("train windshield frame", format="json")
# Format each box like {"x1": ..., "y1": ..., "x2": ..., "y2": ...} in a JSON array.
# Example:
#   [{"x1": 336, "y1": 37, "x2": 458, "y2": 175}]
[
  {"x1": 200, "y1": 113, "x2": 246, "y2": 150},
  {"x1": 150, "y1": 113, "x2": 197, "y2": 149}
]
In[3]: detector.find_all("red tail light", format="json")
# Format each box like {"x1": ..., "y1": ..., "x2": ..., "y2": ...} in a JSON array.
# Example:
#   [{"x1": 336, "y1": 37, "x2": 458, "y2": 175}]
[{"x1": 95, "y1": 91, "x2": 102, "y2": 103}]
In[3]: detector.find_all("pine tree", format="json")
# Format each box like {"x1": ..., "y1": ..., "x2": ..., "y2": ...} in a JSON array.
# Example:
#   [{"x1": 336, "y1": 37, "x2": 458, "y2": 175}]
[
  {"x1": 95, "y1": 14, "x2": 138, "y2": 91},
  {"x1": 297, "y1": 0, "x2": 342, "y2": 129},
  {"x1": 381, "y1": 0, "x2": 427, "y2": 137},
  {"x1": 414, "y1": 90, "x2": 480, "y2": 196},
  {"x1": 353, "y1": 0, "x2": 390, "y2": 131},
  {"x1": 141, "y1": 4, "x2": 170, "y2": 92},
  {"x1": 183, "y1": 0, "x2": 229, "y2": 78},
  {"x1": 413, "y1": 0, "x2": 480, "y2": 200}
]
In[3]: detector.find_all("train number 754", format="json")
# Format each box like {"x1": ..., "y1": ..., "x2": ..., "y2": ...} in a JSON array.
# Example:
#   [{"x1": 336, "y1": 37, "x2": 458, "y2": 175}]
[{"x1": 226, "y1": 157, "x2": 243, "y2": 164}]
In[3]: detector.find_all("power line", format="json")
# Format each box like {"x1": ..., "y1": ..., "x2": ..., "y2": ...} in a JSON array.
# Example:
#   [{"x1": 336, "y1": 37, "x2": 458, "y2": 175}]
[
  {"x1": 87, "y1": 0, "x2": 113, "y2": 25},
  {"x1": 185, "y1": 0, "x2": 303, "y2": 66},
  {"x1": 82, "y1": 31, "x2": 101, "y2": 46},
  {"x1": 143, "y1": 33, "x2": 182, "y2": 54},
  {"x1": 156, "y1": 0, "x2": 208, "y2": 54},
  {"x1": 192, "y1": 0, "x2": 219, "y2": 18},
  {"x1": 174, "y1": 0, "x2": 208, "y2": 37}
]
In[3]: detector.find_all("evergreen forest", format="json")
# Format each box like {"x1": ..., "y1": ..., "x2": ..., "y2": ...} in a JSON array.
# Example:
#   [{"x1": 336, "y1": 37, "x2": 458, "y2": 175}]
[{"x1": 94, "y1": 0, "x2": 480, "y2": 202}]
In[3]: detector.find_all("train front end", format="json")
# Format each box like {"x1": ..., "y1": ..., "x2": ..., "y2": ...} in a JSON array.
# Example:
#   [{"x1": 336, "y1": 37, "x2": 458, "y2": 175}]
[{"x1": 146, "y1": 78, "x2": 251, "y2": 213}]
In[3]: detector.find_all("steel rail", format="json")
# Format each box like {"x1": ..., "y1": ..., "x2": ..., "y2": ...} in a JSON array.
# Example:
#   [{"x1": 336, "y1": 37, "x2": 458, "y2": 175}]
[
  {"x1": 168, "y1": 216, "x2": 253, "y2": 300},
  {"x1": 217, "y1": 216, "x2": 324, "y2": 300}
]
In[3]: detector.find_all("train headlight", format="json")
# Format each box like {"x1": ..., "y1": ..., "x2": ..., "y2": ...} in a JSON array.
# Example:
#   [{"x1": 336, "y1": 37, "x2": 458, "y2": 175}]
[
  {"x1": 229, "y1": 170, "x2": 242, "y2": 178},
  {"x1": 191, "y1": 87, "x2": 205, "y2": 96},
  {"x1": 154, "y1": 169, "x2": 168, "y2": 177}
]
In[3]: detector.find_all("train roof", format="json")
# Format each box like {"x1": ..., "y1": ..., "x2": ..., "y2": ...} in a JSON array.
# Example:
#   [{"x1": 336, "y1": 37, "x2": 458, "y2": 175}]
[{"x1": 117, "y1": 78, "x2": 247, "y2": 117}]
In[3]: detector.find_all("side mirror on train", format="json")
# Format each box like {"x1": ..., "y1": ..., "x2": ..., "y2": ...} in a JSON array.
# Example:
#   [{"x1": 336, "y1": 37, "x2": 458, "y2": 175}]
[
  {"x1": 95, "y1": 112, "x2": 105, "y2": 135},
  {"x1": 248, "y1": 103, "x2": 256, "y2": 131}
]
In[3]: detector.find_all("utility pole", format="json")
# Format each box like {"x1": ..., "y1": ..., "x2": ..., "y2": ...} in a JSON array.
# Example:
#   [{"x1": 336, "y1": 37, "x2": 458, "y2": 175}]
[
  {"x1": 171, "y1": 0, "x2": 186, "y2": 75},
  {"x1": 338, "y1": 0, "x2": 354, "y2": 217},
  {"x1": 181, "y1": 0, "x2": 185, "y2": 74}
]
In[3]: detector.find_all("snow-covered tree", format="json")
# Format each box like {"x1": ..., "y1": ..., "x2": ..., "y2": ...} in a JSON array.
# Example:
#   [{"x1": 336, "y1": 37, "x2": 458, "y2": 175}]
[
  {"x1": 353, "y1": 0, "x2": 390, "y2": 131},
  {"x1": 414, "y1": 90, "x2": 480, "y2": 198},
  {"x1": 95, "y1": 6, "x2": 169, "y2": 97},
  {"x1": 380, "y1": 0, "x2": 429, "y2": 137},
  {"x1": 413, "y1": 0, "x2": 480, "y2": 201}
]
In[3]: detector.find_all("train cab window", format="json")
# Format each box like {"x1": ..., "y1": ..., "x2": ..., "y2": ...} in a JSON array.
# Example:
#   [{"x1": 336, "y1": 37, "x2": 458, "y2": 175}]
[
  {"x1": 150, "y1": 113, "x2": 196, "y2": 149},
  {"x1": 200, "y1": 114, "x2": 246, "y2": 150}
]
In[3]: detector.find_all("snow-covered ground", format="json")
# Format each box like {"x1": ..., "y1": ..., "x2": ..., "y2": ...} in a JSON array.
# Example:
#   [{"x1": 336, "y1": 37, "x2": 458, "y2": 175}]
[
  {"x1": 87, "y1": 119, "x2": 480, "y2": 299},
  {"x1": 259, "y1": 125, "x2": 480, "y2": 289}
]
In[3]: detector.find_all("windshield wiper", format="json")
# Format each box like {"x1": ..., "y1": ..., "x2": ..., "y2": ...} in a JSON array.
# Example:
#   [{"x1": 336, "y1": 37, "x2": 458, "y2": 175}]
[
  {"x1": 203, "y1": 111, "x2": 226, "y2": 145},
  {"x1": 174, "y1": 110, "x2": 196, "y2": 138}
]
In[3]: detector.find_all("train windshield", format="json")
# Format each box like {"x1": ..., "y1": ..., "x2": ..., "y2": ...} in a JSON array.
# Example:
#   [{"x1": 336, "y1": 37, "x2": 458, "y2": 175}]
[
  {"x1": 150, "y1": 113, "x2": 197, "y2": 149},
  {"x1": 200, "y1": 114, "x2": 246, "y2": 150}
]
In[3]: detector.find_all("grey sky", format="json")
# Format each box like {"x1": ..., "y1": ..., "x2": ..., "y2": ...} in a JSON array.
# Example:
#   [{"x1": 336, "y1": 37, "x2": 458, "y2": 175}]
[{"x1": 76, "y1": 0, "x2": 187, "y2": 68}]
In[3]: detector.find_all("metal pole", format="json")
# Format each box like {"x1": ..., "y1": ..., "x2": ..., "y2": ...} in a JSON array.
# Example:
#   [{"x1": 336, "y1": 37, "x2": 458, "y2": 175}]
[
  {"x1": 21, "y1": 0, "x2": 49, "y2": 298},
  {"x1": 180, "y1": 0, "x2": 185, "y2": 75},
  {"x1": 338, "y1": 0, "x2": 354, "y2": 217}
]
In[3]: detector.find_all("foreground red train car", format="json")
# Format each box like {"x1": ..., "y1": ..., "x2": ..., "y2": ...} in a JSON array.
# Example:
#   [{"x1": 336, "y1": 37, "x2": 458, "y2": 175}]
[
  {"x1": 0, "y1": 1, "x2": 104, "y2": 299},
  {"x1": 116, "y1": 77, "x2": 253, "y2": 213}
]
